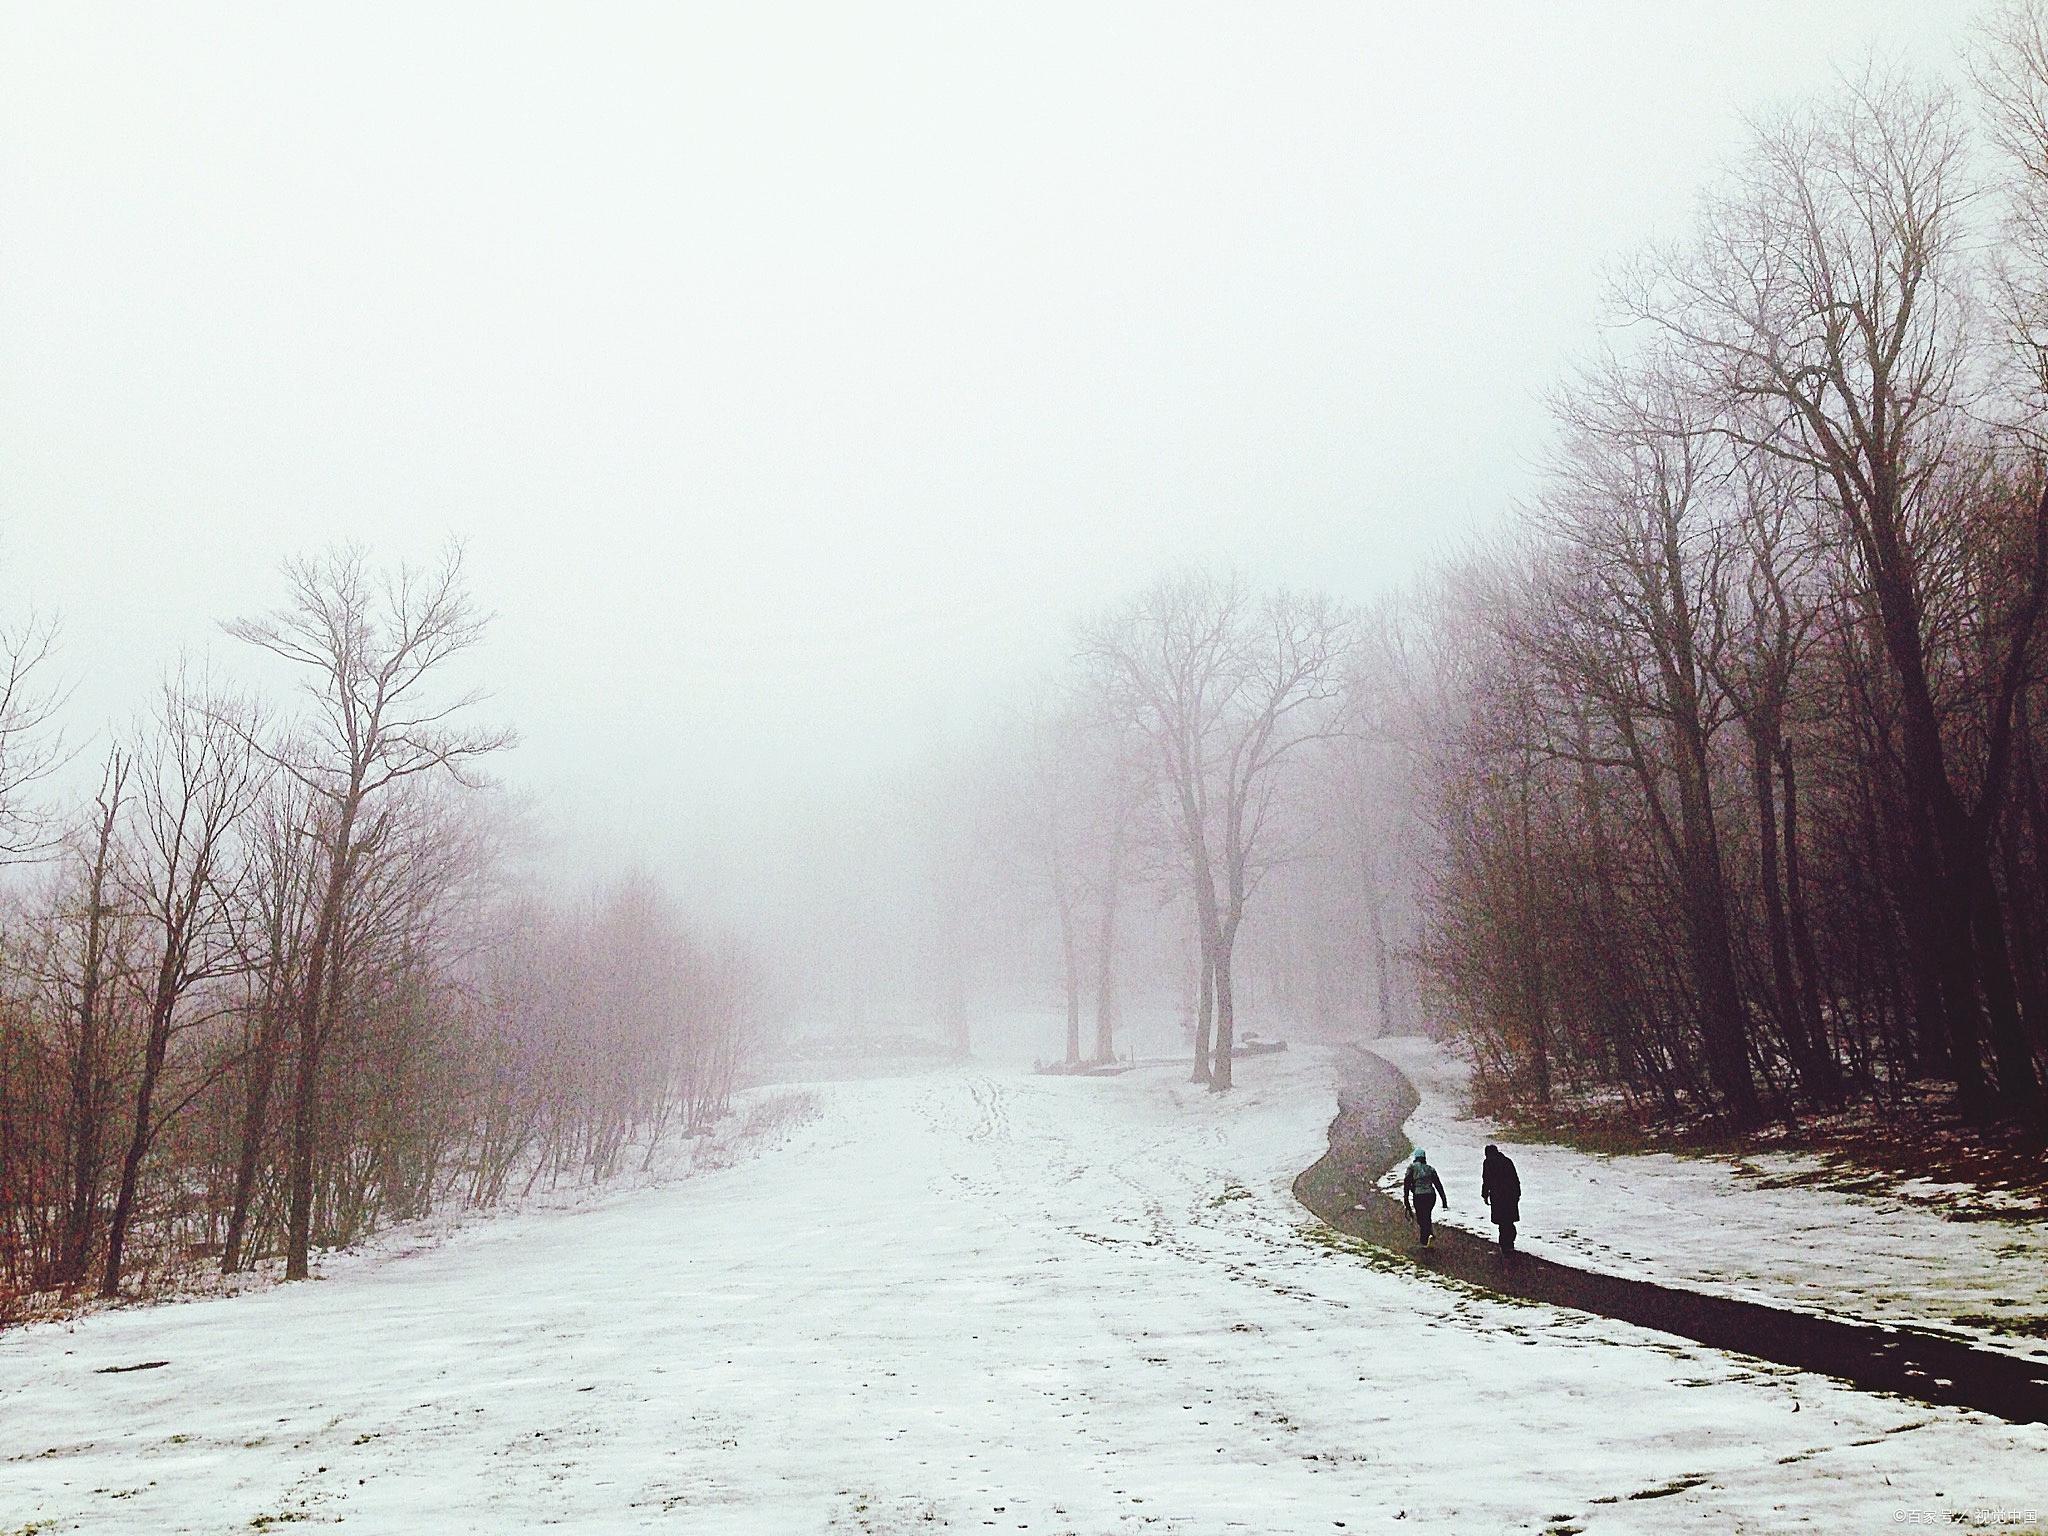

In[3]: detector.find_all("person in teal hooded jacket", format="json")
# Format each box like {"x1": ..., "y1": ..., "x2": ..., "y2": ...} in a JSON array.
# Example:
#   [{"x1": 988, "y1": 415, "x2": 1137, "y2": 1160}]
[{"x1": 1401, "y1": 1149, "x2": 1448, "y2": 1247}]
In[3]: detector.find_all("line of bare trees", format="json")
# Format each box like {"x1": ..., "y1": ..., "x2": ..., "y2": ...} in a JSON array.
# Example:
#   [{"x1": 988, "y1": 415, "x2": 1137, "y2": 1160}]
[
  {"x1": 1409, "y1": 16, "x2": 2048, "y2": 1135},
  {"x1": 0, "y1": 545, "x2": 759, "y2": 1316}
]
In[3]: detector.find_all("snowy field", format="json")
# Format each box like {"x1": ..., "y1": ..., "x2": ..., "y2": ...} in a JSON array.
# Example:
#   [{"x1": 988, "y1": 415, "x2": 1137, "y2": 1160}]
[
  {"x1": 1371, "y1": 1035, "x2": 2048, "y2": 1362},
  {"x1": 4, "y1": 1039, "x2": 2045, "y2": 1534}
]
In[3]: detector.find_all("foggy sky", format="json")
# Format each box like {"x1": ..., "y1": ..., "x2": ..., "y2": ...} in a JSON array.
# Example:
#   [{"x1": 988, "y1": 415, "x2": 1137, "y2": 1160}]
[{"x1": 0, "y1": 2, "x2": 1971, "y2": 892}]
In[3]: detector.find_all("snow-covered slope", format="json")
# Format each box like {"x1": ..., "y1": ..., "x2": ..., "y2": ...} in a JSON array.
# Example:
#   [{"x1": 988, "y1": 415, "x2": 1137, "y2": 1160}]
[
  {"x1": 4, "y1": 1047, "x2": 2042, "y2": 1533},
  {"x1": 1371, "y1": 1034, "x2": 2048, "y2": 1363}
]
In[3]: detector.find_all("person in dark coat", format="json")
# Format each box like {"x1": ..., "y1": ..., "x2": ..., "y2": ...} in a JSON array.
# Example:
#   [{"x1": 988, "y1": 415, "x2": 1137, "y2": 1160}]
[
  {"x1": 1481, "y1": 1143, "x2": 1521, "y2": 1261},
  {"x1": 1401, "y1": 1149, "x2": 1448, "y2": 1248}
]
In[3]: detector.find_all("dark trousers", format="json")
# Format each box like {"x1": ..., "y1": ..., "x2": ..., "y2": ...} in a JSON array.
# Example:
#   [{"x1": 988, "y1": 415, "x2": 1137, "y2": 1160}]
[
  {"x1": 1412, "y1": 1196, "x2": 1436, "y2": 1244},
  {"x1": 1496, "y1": 1220, "x2": 1516, "y2": 1255}
]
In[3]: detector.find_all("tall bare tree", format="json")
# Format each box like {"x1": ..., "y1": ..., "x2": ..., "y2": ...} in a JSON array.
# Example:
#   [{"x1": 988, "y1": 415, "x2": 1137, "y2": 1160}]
[
  {"x1": 1083, "y1": 573, "x2": 1347, "y2": 1089},
  {"x1": 52, "y1": 751, "x2": 131, "y2": 1287},
  {"x1": 226, "y1": 544, "x2": 511, "y2": 1280},
  {"x1": 99, "y1": 674, "x2": 264, "y2": 1295},
  {"x1": 1534, "y1": 363, "x2": 1760, "y2": 1120}
]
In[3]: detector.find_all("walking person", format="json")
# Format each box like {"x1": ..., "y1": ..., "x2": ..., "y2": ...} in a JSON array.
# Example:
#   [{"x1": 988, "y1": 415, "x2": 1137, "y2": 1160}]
[
  {"x1": 1401, "y1": 1149, "x2": 1448, "y2": 1248},
  {"x1": 1482, "y1": 1143, "x2": 1521, "y2": 1262}
]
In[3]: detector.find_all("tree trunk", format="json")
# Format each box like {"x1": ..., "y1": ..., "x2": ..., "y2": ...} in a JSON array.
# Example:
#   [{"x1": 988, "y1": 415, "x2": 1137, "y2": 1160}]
[
  {"x1": 1927, "y1": 849, "x2": 1990, "y2": 1115},
  {"x1": 1968, "y1": 864, "x2": 2042, "y2": 1117},
  {"x1": 1515, "y1": 753, "x2": 1549, "y2": 1104},
  {"x1": 1057, "y1": 892, "x2": 1081, "y2": 1066},
  {"x1": 1749, "y1": 727, "x2": 1836, "y2": 1106},
  {"x1": 222, "y1": 1000, "x2": 288, "y2": 1273},
  {"x1": 284, "y1": 1014, "x2": 322, "y2": 1281},
  {"x1": 1210, "y1": 918, "x2": 1238, "y2": 1091},
  {"x1": 59, "y1": 997, "x2": 101, "y2": 1289},
  {"x1": 2015, "y1": 697, "x2": 2048, "y2": 1074},
  {"x1": 1367, "y1": 894, "x2": 1393, "y2": 1037},
  {"x1": 1869, "y1": 523, "x2": 1995, "y2": 1115},
  {"x1": 1521, "y1": 939, "x2": 1549, "y2": 1107},
  {"x1": 1092, "y1": 877, "x2": 1122, "y2": 1063},
  {"x1": 100, "y1": 975, "x2": 177, "y2": 1298},
  {"x1": 1999, "y1": 813, "x2": 2048, "y2": 1118},
  {"x1": 1671, "y1": 720, "x2": 1759, "y2": 1123},
  {"x1": 59, "y1": 778, "x2": 124, "y2": 1289},
  {"x1": 1777, "y1": 744, "x2": 1834, "y2": 1099},
  {"x1": 286, "y1": 829, "x2": 356, "y2": 1282}
]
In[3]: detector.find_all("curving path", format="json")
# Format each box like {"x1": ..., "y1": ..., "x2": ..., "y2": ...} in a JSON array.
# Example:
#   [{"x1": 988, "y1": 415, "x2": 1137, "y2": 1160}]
[{"x1": 1292, "y1": 1047, "x2": 2048, "y2": 1426}]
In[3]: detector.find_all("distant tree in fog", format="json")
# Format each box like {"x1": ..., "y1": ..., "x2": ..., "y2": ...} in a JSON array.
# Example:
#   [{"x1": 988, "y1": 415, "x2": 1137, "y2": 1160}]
[
  {"x1": 1302, "y1": 607, "x2": 1425, "y2": 1037},
  {"x1": 1011, "y1": 702, "x2": 1094, "y2": 1065},
  {"x1": 1082, "y1": 573, "x2": 1349, "y2": 1089},
  {"x1": 1004, "y1": 697, "x2": 1153, "y2": 1065}
]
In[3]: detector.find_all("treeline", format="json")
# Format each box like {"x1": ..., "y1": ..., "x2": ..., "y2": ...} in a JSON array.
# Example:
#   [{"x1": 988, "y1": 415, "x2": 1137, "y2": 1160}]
[
  {"x1": 0, "y1": 546, "x2": 756, "y2": 1316},
  {"x1": 976, "y1": 13, "x2": 2048, "y2": 1142},
  {"x1": 1412, "y1": 16, "x2": 2048, "y2": 1133}
]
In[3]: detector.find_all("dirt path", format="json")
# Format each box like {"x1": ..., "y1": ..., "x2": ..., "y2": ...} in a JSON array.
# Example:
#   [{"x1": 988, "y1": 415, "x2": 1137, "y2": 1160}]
[{"x1": 1292, "y1": 1047, "x2": 2048, "y2": 1427}]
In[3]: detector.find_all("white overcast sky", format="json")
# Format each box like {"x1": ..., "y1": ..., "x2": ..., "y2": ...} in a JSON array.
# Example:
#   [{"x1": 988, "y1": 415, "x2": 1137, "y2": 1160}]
[{"x1": 0, "y1": 2, "x2": 1972, "y2": 881}]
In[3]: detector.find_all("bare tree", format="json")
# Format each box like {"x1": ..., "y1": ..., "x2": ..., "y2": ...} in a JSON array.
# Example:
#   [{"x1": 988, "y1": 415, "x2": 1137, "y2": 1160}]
[
  {"x1": 50, "y1": 752, "x2": 132, "y2": 1287},
  {"x1": 1083, "y1": 573, "x2": 1347, "y2": 1089},
  {"x1": 219, "y1": 777, "x2": 321, "y2": 1273},
  {"x1": 99, "y1": 673, "x2": 265, "y2": 1295},
  {"x1": 1317, "y1": 603, "x2": 1428, "y2": 1039},
  {"x1": 1008, "y1": 702, "x2": 1094, "y2": 1065},
  {"x1": 225, "y1": 544, "x2": 511, "y2": 1280},
  {"x1": 1534, "y1": 362, "x2": 1760, "y2": 1121},
  {"x1": 1706, "y1": 448, "x2": 1839, "y2": 1106},
  {"x1": 999, "y1": 698, "x2": 1151, "y2": 1066},
  {"x1": 0, "y1": 613, "x2": 66, "y2": 860},
  {"x1": 1087, "y1": 740, "x2": 1151, "y2": 1065}
]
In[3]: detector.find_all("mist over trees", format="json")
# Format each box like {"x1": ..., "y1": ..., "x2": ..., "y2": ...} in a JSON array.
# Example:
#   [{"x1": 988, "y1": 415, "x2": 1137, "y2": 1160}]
[
  {"x1": 935, "y1": 573, "x2": 1366, "y2": 1090},
  {"x1": 1406, "y1": 17, "x2": 2048, "y2": 1136},
  {"x1": 11, "y1": 12, "x2": 2048, "y2": 1336},
  {"x1": 0, "y1": 546, "x2": 763, "y2": 1316},
  {"x1": 914, "y1": 13, "x2": 2048, "y2": 1148}
]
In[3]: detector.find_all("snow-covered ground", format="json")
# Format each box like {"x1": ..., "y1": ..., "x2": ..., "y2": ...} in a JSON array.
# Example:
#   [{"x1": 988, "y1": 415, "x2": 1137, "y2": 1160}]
[
  {"x1": 1372, "y1": 1034, "x2": 2048, "y2": 1363},
  {"x1": 5, "y1": 1041, "x2": 2045, "y2": 1534}
]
